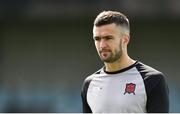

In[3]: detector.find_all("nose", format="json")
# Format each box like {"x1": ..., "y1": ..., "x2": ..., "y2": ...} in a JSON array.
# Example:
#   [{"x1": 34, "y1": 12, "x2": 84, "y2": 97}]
[{"x1": 100, "y1": 39, "x2": 108, "y2": 49}]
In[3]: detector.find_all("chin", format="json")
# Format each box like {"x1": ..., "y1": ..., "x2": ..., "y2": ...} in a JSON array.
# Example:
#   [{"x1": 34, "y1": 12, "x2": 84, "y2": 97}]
[{"x1": 102, "y1": 58, "x2": 112, "y2": 63}]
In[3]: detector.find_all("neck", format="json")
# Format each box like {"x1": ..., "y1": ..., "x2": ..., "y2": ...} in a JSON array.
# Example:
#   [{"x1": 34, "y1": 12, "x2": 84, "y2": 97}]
[{"x1": 104, "y1": 54, "x2": 135, "y2": 72}]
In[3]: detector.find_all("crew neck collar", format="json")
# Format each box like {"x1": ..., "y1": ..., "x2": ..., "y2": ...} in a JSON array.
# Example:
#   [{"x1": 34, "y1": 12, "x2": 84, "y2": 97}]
[{"x1": 103, "y1": 60, "x2": 138, "y2": 74}]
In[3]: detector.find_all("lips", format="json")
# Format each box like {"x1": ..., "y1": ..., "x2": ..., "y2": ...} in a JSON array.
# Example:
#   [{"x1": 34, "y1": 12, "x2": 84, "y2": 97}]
[
  {"x1": 99, "y1": 49, "x2": 111, "y2": 53},
  {"x1": 99, "y1": 49, "x2": 111, "y2": 58}
]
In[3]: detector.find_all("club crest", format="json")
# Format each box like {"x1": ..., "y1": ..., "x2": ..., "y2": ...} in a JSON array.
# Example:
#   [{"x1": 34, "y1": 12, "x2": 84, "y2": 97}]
[{"x1": 124, "y1": 83, "x2": 136, "y2": 95}]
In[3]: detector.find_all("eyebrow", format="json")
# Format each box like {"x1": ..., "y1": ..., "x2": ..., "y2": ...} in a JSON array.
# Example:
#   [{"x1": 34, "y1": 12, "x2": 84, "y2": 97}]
[{"x1": 93, "y1": 35, "x2": 113, "y2": 39}]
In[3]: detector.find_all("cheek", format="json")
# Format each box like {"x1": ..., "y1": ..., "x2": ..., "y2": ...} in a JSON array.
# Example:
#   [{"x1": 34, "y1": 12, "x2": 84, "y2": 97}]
[
  {"x1": 110, "y1": 41, "x2": 121, "y2": 53},
  {"x1": 95, "y1": 42, "x2": 100, "y2": 50},
  {"x1": 112, "y1": 41, "x2": 120, "y2": 49}
]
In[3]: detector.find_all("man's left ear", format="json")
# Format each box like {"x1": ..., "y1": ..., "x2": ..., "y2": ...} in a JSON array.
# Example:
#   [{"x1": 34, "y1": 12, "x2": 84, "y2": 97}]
[{"x1": 122, "y1": 35, "x2": 130, "y2": 45}]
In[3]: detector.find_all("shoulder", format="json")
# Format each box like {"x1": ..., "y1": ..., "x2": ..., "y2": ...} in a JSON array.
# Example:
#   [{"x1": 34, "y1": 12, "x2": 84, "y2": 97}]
[
  {"x1": 135, "y1": 61, "x2": 165, "y2": 79},
  {"x1": 135, "y1": 61, "x2": 168, "y2": 93},
  {"x1": 82, "y1": 68, "x2": 102, "y2": 89},
  {"x1": 83, "y1": 68, "x2": 102, "y2": 82}
]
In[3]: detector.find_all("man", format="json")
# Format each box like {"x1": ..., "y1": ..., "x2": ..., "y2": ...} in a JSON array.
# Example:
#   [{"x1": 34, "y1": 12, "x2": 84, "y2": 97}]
[{"x1": 81, "y1": 11, "x2": 169, "y2": 113}]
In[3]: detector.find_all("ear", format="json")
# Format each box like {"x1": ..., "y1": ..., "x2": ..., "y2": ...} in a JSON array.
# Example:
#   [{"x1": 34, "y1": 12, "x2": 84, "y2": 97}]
[{"x1": 122, "y1": 35, "x2": 130, "y2": 45}]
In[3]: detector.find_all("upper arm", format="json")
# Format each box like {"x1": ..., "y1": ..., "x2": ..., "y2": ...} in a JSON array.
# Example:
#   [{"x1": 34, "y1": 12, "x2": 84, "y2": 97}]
[
  {"x1": 145, "y1": 74, "x2": 169, "y2": 113},
  {"x1": 81, "y1": 77, "x2": 93, "y2": 113}
]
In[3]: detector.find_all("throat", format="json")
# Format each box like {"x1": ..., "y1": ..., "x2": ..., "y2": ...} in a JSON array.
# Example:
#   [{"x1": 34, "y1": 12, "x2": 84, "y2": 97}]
[{"x1": 104, "y1": 58, "x2": 135, "y2": 72}]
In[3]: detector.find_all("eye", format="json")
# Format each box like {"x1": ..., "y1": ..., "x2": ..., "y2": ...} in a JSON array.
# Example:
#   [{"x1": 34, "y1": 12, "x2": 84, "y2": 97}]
[
  {"x1": 94, "y1": 37, "x2": 101, "y2": 41},
  {"x1": 104, "y1": 36, "x2": 113, "y2": 40},
  {"x1": 106, "y1": 37, "x2": 112, "y2": 40}
]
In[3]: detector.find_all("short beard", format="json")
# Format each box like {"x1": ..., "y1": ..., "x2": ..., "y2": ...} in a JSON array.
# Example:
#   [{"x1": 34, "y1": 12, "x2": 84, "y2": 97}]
[
  {"x1": 100, "y1": 42, "x2": 123, "y2": 63},
  {"x1": 102, "y1": 49, "x2": 122, "y2": 63}
]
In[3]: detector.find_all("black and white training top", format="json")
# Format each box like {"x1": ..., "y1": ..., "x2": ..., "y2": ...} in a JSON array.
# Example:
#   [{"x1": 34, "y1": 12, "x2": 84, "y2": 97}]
[{"x1": 81, "y1": 61, "x2": 169, "y2": 113}]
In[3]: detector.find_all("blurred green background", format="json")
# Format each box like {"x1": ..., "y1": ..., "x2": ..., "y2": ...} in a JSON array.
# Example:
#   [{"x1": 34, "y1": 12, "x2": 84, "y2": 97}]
[{"x1": 0, "y1": 0, "x2": 180, "y2": 112}]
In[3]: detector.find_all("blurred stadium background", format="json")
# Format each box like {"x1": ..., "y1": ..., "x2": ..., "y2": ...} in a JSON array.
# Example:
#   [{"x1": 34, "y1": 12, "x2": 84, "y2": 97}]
[{"x1": 0, "y1": 0, "x2": 180, "y2": 112}]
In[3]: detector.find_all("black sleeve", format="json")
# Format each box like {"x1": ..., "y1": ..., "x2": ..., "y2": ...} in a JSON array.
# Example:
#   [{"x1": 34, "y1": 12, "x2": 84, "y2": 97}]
[
  {"x1": 81, "y1": 76, "x2": 93, "y2": 113},
  {"x1": 145, "y1": 74, "x2": 169, "y2": 113}
]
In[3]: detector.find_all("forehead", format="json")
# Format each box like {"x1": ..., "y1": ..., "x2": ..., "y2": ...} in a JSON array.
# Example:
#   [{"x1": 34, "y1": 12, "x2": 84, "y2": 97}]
[{"x1": 93, "y1": 23, "x2": 120, "y2": 37}]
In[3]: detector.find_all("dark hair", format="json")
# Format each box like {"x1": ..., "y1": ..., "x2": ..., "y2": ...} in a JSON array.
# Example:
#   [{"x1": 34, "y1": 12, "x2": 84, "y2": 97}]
[{"x1": 94, "y1": 11, "x2": 130, "y2": 32}]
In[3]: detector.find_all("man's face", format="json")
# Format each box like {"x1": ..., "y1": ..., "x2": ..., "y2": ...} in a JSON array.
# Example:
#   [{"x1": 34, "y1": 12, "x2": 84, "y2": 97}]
[{"x1": 93, "y1": 23, "x2": 123, "y2": 63}]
